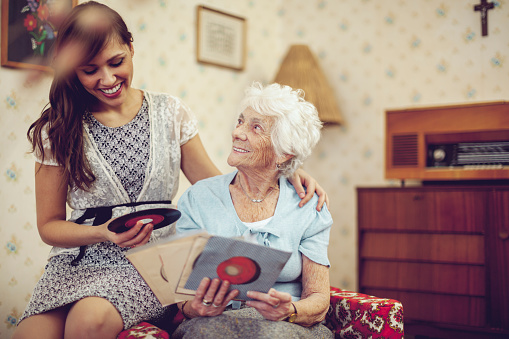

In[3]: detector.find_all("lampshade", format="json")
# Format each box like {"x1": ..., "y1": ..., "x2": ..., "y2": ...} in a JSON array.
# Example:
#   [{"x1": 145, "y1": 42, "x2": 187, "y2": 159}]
[{"x1": 273, "y1": 44, "x2": 344, "y2": 125}]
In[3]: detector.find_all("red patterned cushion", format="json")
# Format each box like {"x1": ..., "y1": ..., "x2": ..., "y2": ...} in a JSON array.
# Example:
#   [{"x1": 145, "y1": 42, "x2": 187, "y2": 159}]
[
  {"x1": 118, "y1": 288, "x2": 404, "y2": 338},
  {"x1": 117, "y1": 322, "x2": 170, "y2": 339},
  {"x1": 326, "y1": 287, "x2": 404, "y2": 339}
]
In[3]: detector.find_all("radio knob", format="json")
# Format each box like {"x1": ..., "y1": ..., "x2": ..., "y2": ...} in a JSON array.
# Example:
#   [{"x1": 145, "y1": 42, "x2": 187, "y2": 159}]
[{"x1": 433, "y1": 148, "x2": 446, "y2": 162}]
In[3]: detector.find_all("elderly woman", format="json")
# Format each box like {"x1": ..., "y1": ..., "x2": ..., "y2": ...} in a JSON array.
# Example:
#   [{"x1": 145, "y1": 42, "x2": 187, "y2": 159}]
[{"x1": 173, "y1": 82, "x2": 333, "y2": 338}]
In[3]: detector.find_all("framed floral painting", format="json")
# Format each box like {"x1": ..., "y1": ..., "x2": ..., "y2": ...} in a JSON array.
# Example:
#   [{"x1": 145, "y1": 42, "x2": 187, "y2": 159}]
[{"x1": 1, "y1": 0, "x2": 77, "y2": 72}]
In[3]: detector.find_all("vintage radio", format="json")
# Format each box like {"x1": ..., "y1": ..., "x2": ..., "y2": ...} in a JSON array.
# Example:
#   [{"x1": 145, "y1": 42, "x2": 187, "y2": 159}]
[{"x1": 385, "y1": 101, "x2": 509, "y2": 181}]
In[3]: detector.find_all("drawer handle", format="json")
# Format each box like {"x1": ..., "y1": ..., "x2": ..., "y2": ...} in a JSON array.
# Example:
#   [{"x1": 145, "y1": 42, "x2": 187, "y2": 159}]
[
  {"x1": 413, "y1": 195, "x2": 423, "y2": 201},
  {"x1": 500, "y1": 230, "x2": 509, "y2": 240}
]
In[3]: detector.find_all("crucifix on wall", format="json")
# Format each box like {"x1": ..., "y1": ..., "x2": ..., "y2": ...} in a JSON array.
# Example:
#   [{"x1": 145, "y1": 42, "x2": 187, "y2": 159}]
[{"x1": 474, "y1": 0, "x2": 495, "y2": 36}]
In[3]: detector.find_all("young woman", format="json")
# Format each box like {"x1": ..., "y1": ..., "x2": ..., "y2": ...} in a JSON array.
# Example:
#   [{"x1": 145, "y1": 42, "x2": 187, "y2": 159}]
[{"x1": 12, "y1": 2, "x2": 328, "y2": 339}]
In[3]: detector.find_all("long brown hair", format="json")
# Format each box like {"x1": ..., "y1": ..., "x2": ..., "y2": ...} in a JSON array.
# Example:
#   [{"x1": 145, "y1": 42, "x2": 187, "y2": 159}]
[{"x1": 27, "y1": 1, "x2": 133, "y2": 191}]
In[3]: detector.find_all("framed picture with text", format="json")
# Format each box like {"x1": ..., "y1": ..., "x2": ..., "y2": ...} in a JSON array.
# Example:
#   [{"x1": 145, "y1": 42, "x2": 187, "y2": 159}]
[
  {"x1": 196, "y1": 5, "x2": 246, "y2": 71},
  {"x1": 1, "y1": 0, "x2": 77, "y2": 72}
]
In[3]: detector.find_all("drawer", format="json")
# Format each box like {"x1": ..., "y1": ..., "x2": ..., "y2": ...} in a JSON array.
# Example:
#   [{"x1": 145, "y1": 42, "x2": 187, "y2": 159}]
[
  {"x1": 358, "y1": 189, "x2": 488, "y2": 233},
  {"x1": 360, "y1": 261, "x2": 485, "y2": 296},
  {"x1": 360, "y1": 233, "x2": 484, "y2": 264},
  {"x1": 358, "y1": 190, "x2": 435, "y2": 230},
  {"x1": 363, "y1": 288, "x2": 486, "y2": 327}
]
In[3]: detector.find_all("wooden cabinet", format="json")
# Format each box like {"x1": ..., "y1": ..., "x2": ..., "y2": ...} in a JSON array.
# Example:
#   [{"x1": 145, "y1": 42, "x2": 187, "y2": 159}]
[{"x1": 357, "y1": 186, "x2": 509, "y2": 338}]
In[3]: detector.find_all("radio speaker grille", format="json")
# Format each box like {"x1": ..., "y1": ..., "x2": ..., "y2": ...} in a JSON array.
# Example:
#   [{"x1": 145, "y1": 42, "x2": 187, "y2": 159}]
[{"x1": 392, "y1": 134, "x2": 418, "y2": 166}]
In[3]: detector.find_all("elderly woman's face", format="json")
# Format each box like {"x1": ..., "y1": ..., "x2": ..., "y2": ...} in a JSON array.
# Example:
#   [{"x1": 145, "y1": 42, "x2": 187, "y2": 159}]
[{"x1": 227, "y1": 107, "x2": 277, "y2": 171}]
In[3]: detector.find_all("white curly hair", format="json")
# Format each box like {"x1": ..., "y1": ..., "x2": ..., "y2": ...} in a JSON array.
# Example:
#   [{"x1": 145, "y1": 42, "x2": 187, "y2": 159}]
[{"x1": 237, "y1": 82, "x2": 322, "y2": 177}]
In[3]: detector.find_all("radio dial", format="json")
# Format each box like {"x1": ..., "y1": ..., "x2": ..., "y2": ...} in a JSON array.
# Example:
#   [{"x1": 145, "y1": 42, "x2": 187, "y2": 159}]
[{"x1": 433, "y1": 148, "x2": 446, "y2": 162}]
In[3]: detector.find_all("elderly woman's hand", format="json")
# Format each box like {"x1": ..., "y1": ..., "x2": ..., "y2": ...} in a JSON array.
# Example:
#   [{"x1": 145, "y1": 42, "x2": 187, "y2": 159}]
[
  {"x1": 183, "y1": 277, "x2": 239, "y2": 318},
  {"x1": 289, "y1": 169, "x2": 329, "y2": 211},
  {"x1": 245, "y1": 288, "x2": 294, "y2": 321}
]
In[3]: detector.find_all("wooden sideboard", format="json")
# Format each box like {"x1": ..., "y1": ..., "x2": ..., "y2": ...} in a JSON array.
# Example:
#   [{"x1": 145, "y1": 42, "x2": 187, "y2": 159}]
[{"x1": 357, "y1": 185, "x2": 509, "y2": 338}]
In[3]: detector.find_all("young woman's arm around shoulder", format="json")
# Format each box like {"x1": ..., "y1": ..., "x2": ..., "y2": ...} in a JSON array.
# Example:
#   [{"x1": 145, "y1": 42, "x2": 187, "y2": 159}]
[
  {"x1": 180, "y1": 134, "x2": 221, "y2": 185},
  {"x1": 180, "y1": 134, "x2": 329, "y2": 211}
]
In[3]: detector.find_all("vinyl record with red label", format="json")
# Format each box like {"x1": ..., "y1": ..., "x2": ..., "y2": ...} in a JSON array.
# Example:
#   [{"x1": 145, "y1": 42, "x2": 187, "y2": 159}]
[
  {"x1": 216, "y1": 256, "x2": 261, "y2": 284},
  {"x1": 184, "y1": 236, "x2": 292, "y2": 300},
  {"x1": 108, "y1": 208, "x2": 181, "y2": 233}
]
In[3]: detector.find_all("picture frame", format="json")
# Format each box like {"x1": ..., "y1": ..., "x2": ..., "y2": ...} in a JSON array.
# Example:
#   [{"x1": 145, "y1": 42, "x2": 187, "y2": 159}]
[
  {"x1": 196, "y1": 5, "x2": 246, "y2": 71},
  {"x1": 1, "y1": 0, "x2": 77, "y2": 72}
]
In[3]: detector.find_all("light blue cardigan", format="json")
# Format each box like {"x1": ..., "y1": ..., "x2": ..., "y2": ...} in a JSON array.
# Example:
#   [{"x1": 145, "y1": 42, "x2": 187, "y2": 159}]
[{"x1": 176, "y1": 170, "x2": 333, "y2": 299}]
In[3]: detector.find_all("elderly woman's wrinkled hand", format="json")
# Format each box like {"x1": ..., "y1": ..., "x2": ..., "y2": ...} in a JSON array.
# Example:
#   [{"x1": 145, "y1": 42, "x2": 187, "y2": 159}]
[
  {"x1": 245, "y1": 288, "x2": 294, "y2": 321},
  {"x1": 186, "y1": 277, "x2": 239, "y2": 318}
]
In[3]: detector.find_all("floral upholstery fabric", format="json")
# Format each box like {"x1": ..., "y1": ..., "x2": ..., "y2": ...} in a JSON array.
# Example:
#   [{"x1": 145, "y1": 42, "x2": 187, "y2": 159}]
[
  {"x1": 326, "y1": 287, "x2": 404, "y2": 339},
  {"x1": 117, "y1": 322, "x2": 169, "y2": 339},
  {"x1": 117, "y1": 287, "x2": 404, "y2": 339}
]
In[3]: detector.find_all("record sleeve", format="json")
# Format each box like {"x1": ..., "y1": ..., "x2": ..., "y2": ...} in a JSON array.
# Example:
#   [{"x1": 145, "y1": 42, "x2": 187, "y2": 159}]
[
  {"x1": 126, "y1": 231, "x2": 211, "y2": 306},
  {"x1": 183, "y1": 236, "x2": 291, "y2": 300}
]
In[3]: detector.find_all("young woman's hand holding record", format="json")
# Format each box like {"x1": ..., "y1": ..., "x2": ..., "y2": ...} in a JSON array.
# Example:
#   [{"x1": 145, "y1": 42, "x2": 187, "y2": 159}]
[{"x1": 108, "y1": 208, "x2": 181, "y2": 233}]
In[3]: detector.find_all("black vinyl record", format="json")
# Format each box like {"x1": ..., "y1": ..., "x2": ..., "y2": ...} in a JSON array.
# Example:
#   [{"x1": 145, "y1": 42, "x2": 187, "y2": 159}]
[{"x1": 108, "y1": 208, "x2": 181, "y2": 233}]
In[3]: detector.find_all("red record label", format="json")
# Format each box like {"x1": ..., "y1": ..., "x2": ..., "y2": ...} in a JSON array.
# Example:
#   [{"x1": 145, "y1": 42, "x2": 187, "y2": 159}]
[
  {"x1": 125, "y1": 214, "x2": 165, "y2": 228},
  {"x1": 216, "y1": 256, "x2": 261, "y2": 285}
]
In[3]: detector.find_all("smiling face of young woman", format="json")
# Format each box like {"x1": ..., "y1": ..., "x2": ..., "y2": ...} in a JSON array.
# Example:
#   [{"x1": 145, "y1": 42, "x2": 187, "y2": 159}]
[
  {"x1": 227, "y1": 107, "x2": 278, "y2": 173},
  {"x1": 75, "y1": 38, "x2": 135, "y2": 111}
]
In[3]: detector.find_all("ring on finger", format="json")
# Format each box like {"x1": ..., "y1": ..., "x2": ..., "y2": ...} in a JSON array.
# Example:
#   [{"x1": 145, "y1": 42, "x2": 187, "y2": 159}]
[
  {"x1": 273, "y1": 301, "x2": 280, "y2": 309},
  {"x1": 212, "y1": 303, "x2": 222, "y2": 308},
  {"x1": 202, "y1": 299, "x2": 212, "y2": 307}
]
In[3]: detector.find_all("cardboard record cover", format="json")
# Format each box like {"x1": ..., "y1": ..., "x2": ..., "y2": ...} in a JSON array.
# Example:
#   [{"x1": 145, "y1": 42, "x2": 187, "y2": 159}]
[
  {"x1": 126, "y1": 232, "x2": 291, "y2": 305},
  {"x1": 126, "y1": 231, "x2": 211, "y2": 306}
]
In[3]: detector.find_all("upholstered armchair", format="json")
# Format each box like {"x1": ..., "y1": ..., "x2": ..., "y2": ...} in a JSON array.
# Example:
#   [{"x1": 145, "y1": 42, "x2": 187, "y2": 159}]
[
  {"x1": 326, "y1": 287, "x2": 404, "y2": 338},
  {"x1": 118, "y1": 286, "x2": 404, "y2": 338}
]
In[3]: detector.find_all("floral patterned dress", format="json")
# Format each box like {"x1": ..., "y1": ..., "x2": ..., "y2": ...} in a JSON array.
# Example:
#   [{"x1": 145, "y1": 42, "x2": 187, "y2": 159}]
[{"x1": 19, "y1": 91, "x2": 198, "y2": 330}]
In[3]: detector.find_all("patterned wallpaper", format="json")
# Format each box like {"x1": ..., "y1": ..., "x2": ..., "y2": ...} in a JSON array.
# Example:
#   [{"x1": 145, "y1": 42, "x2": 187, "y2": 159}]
[{"x1": 1, "y1": 0, "x2": 507, "y2": 336}]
